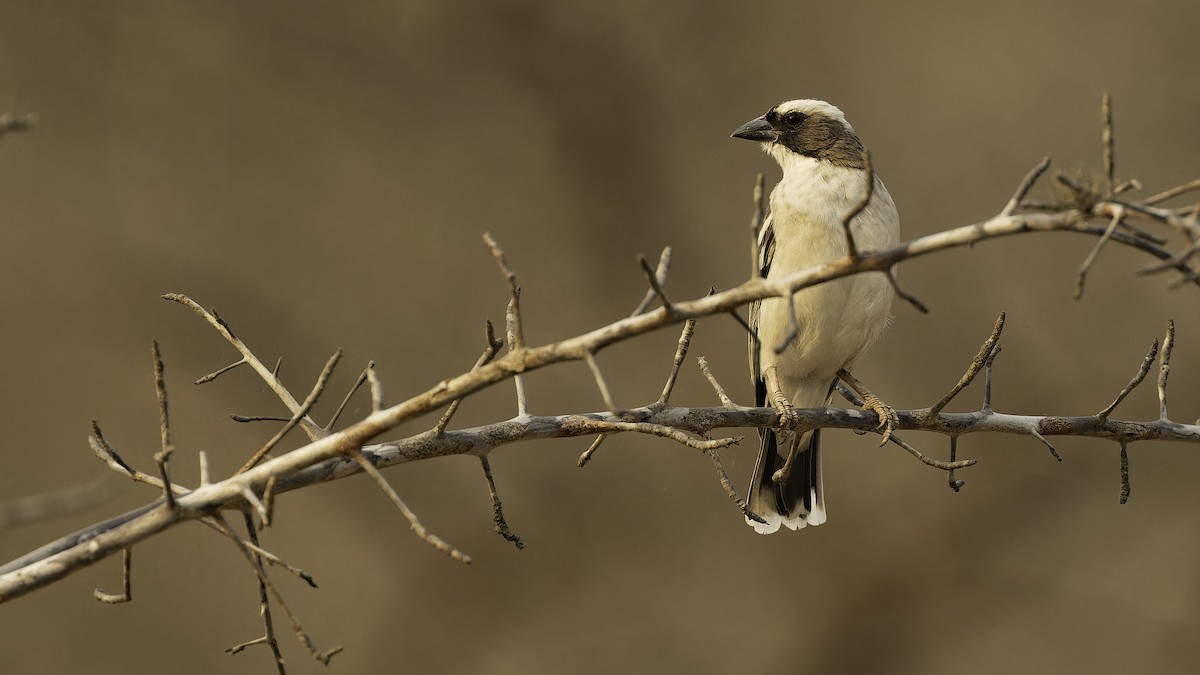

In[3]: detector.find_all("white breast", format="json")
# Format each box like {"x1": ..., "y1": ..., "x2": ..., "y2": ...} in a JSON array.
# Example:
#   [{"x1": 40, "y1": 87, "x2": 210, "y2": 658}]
[{"x1": 756, "y1": 156, "x2": 900, "y2": 406}]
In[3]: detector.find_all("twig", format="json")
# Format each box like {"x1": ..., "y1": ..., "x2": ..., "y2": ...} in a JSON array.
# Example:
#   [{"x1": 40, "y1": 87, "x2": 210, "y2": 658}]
[
  {"x1": 706, "y1": 448, "x2": 765, "y2": 523},
  {"x1": 237, "y1": 350, "x2": 342, "y2": 474},
  {"x1": 216, "y1": 512, "x2": 338, "y2": 670},
  {"x1": 888, "y1": 272, "x2": 930, "y2": 313},
  {"x1": 484, "y1": 233, "x2": 529, "y2": 417},
  {"x1": 577, "y1": 434, "x2": 607, "y2": 467},
  {"x1": 231, "y1": 414, "x2": 292, "y2": 423},
  {"x1": 197, "y1": 517, "x2": 316, "y2": 587},
  {"x1": 774, "y1": 292, "x2": 800, "y2": 354},
  {"x1": 151, "y1": 341, "x2": 176, "y2": 509},
  {"x1": 163, "y1": 294, "x2": 326, "y2": 440},
  {"x1": 347, "y1": 450, "x2": 471, "y2": 564},
  {"x1": 638, "y1": 254, "x2": 673, "y2": 313},
  {"x1": 697, "y1": 357, "x2": 737, "y2": 408},
  {"x1": 1145, "y1": 178, "x2": 1200, "y2": 206},
  {"x1": 1102, "y1": 92, "x2": 1115, "y2": 197},
  {"x1": 631, "y1": 247, "x2": 672, "y2": 317},
  {"x1": 584, "y1": 351, "x2": 621, "y2": 413},
  {"x1": 1157, "y1": 319, "x2": 1175, "y2": 421},
  {"x1": 198, "y1": 451, "x2": 210, "y2": 486},
  {"x1": 194, "y1": 358, "x2": 246, "y2": 384},
  {"x1": 261, "y1": 476, "x2": 278, "y2": 529},
  {"x1": 1119, "y1": 443, "x2": 1131, "y2": 504},
  {"x1": 92, "y1": 548, "x2": 131, "y2": 604},
  {"x1": 728, "y1": 308, "x2": 754, "y2": 337},
  {"x1": 1075, "y1": 205, "x2": 1125, "y2": 299},
  {"x1": 240, "y1": 486, "x2": 269, "y2": 525},
  {"x1": 1030, "y1": 428, "x2": 1063, "y2": 462},
  {"x1": 750, "y1": 173, "x2": 766, "y2": 278},
  {"x1": 947, "y1": 436, "x2": 965, "y2": 491},
  {"x1": 325, "y1": 362, "x2": 374, "y2": 431},
  {"x1": 836, "y1": 383, "x2": 975, "y2": 472},
  {"x1": 1096, "y1": 339, "x2": 1159, "y2": 421},
  {"x1": 436, "y1": 321, "x2": 504, "y2": 434},
  {"x1": 1005, "y1": 157, "x2": 1052, "y2": 215},
  {"x1": 366, "y1": 362, "x2": 383, "y2": 412},
  {"x1": 839, "y1": 149, "x2": 873, "y2": 258},
  {"x1": 657, "y1": 319, "x2": 695, "y2": 405},
  {"x1": 925, "y1": 312, "x2": 1006, "y2": 415},
  {"x1": 479, "y1": 456, "x2": 524, "y2": 549},
  {"x1": 982, "y1": 344, "x2": 1001, "y2": 413}
]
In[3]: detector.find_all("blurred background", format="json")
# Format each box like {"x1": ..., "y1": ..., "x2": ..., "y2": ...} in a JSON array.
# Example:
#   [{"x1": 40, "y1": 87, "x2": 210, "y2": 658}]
[{"x1": 2, "y1": 1, "x2": 1199, "y2": 673}]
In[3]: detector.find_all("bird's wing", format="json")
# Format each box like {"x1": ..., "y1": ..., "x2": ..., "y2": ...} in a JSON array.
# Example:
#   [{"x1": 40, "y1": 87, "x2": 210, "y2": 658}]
[{"x1": 749, "y1": 212, "x2": 775, "y2": 409}]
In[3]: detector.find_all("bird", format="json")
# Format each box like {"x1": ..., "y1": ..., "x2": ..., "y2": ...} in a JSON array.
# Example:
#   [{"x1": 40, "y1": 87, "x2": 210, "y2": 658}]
[{"x1": 731, "y1": 99, "x2": 900, "y2": 534}]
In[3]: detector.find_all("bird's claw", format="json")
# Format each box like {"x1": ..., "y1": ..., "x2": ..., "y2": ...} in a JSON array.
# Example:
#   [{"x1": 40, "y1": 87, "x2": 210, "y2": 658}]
[
  {"x1": 862, "y1": 394, "x2": 898, "y2": 446},
  {"x1": 777, "y1": 406, "x2": 801, "y2": 431}
]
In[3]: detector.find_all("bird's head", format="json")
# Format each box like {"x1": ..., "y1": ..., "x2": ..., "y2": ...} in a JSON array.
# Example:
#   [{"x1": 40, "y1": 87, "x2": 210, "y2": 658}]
[{"x1": 732, "y1": 99, "x2": 866, "y2": 170}]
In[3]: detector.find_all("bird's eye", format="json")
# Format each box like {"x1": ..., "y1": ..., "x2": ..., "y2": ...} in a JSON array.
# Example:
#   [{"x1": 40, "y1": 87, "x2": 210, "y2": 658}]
[{"x1": 783, "y1": 112, "x2": 805, "y2": 127}]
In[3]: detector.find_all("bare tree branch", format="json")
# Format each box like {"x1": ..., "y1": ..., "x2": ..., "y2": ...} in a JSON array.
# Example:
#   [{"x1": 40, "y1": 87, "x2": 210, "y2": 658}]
[{"x1": 2, "y1": 95, "x2": 1200, "y2": 674}]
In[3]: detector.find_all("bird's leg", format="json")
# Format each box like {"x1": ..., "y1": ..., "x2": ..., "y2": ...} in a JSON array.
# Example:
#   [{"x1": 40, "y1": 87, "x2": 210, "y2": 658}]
[
  {"x1": 763, "y1": 365, "x2": 800, "y2": 430},
  {"x1": 763, "y1": 364, "x2": 802, "y2": 485},
  {"x1": 838, "y1": 368, "x2": 898, "y2": 445}
]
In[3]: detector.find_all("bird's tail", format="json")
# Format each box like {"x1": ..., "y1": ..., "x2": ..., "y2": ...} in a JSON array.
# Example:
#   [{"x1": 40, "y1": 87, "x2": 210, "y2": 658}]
[{"x1": 746, "y1": 427, "x2": 825, "y2": 534}]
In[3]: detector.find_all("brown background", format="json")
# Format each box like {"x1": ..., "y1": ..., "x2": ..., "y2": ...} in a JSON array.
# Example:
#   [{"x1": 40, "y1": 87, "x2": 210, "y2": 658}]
[{"x1": 2, "y1": 1, "x2": 1199, "y2": 673}]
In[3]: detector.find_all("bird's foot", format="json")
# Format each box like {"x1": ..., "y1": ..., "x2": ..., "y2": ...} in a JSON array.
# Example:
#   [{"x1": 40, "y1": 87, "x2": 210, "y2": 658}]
[
  {"x1": 861, "y1": 393, "x2": 898, "y2": 446},
  {"x1": 763, "y1": 365, "x2": 800, "y2": 430},
  {"x1": 838, "y1": 368, "x2": 898, "y2": 446}
]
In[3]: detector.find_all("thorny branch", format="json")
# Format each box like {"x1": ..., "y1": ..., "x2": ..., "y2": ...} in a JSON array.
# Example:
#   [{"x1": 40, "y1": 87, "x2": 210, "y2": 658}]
[{"x1": 2, "y1": 96, "x2": 1200, "y2": 671}]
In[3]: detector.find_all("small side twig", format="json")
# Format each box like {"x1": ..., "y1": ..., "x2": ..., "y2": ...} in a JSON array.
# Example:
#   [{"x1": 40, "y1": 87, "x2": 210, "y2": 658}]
[
  {"x1": 584, "y1": 351, "x2": 621, "y2": 413},
  {"x1": 839, "y1": 149, "x2": 873, "y2": 258},
  {"x1": 1096, "y1": 339, "x2": 1159, "y2": 421},
  {"x1": 982, "y1": 343, "x2": 1001, "y2": 413},
  {"x1": 706, "y1": 448, "x2": 765, "y2": 524},
  {"x1": 347, "y1": 450, "x2": 471, "y2": 564},
  {"x1": 888, "y1": 272, "x2": 930, "y2": 313},
  {"x1": 1075, "y1": 205, "x2": 1125, "y2": 300},
  {"x1": 1119, "y1": 443, "x2": 1131, "y2": 504},
  {"x1": 697, "y1": 357, "x2": 737, "y2": 408},
  {"x1": 631, "y1": 247, "x2": 672, "y2": 317},
  {"x1": 483, "y1": 232, "x2": 528, "y2": 417},
  {"x1": 366, "y1": 362, "x2": 383, "y2": 412},
  {"x1": 1030, "y1": 428, "x2": 1063, "y2": 462},
  {"x1": 194, "y1": 358, "x2": 247, "y2": 384},
  {"x1": 577, "y1": 434, "x2": 607, "y2": 467},
  {"x1": 1102, "y1": 92, "x2": 1115, "y2": 197},
  {"x1": 1145, "y1": 178, "x2": 1200, "y2": 206},
  {"x1": 638, "y1": 254, "x2": 673, "y2": 313},
  {"x1": 237, "y1": 350, "x2": 342, "y2": 474},
  {"x1": 325, "y1": 362, "x2": 374, "y2": 431},
  {"x1": 750, "y1": 172, "x2": 766, "y2": 278},
  {"x1": 773, "y1": 292, "x2": 801, "y2": 355},
  {"x1": 1005, "y1": 156, "x2": 1052, "y2": 216},
  {"x1": 1157, "y1": 319, "x2": 1175, "y2": 421},
  {"x1": 92, "y1": 547, "x2": 132, "y2": 604},
  {"x1": 436, "y1": 320, "x2": 504, "y2": 434},
  {"x1": 479, "y1": 456, "x2": 524, "y2": 550},
  {"x1": 151, "y1": 341, "x2": 176, "y2": 509},
  {"x1": 657, "y1": 319, "x2": 695, "y2": 405},
  {"x1": 926, "y1": 312, "x2": 1006, "y2": 415},
  {"x1": 163, "y1": 294, "x2": 325, "y2": 440},
  {"x1": 947, "y1": 436, "x2": 965, "y2": 491}
]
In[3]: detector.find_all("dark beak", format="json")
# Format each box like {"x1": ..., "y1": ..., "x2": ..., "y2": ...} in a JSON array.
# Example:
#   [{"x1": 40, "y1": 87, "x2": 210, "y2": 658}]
[{"x1": 731, "y1": 116, "x2": 777, "y2": 142}]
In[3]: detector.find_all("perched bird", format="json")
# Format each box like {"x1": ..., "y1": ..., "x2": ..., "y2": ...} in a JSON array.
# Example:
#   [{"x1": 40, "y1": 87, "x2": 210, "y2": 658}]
[{"x1": 731, "y1": 99, "x2": 900, "y2": 534}]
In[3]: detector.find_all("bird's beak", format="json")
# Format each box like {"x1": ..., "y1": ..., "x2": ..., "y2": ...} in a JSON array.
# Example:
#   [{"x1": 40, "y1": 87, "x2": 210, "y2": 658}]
[{"x1": 731, "y1": 116, "x2": 778, "y2": 142}]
